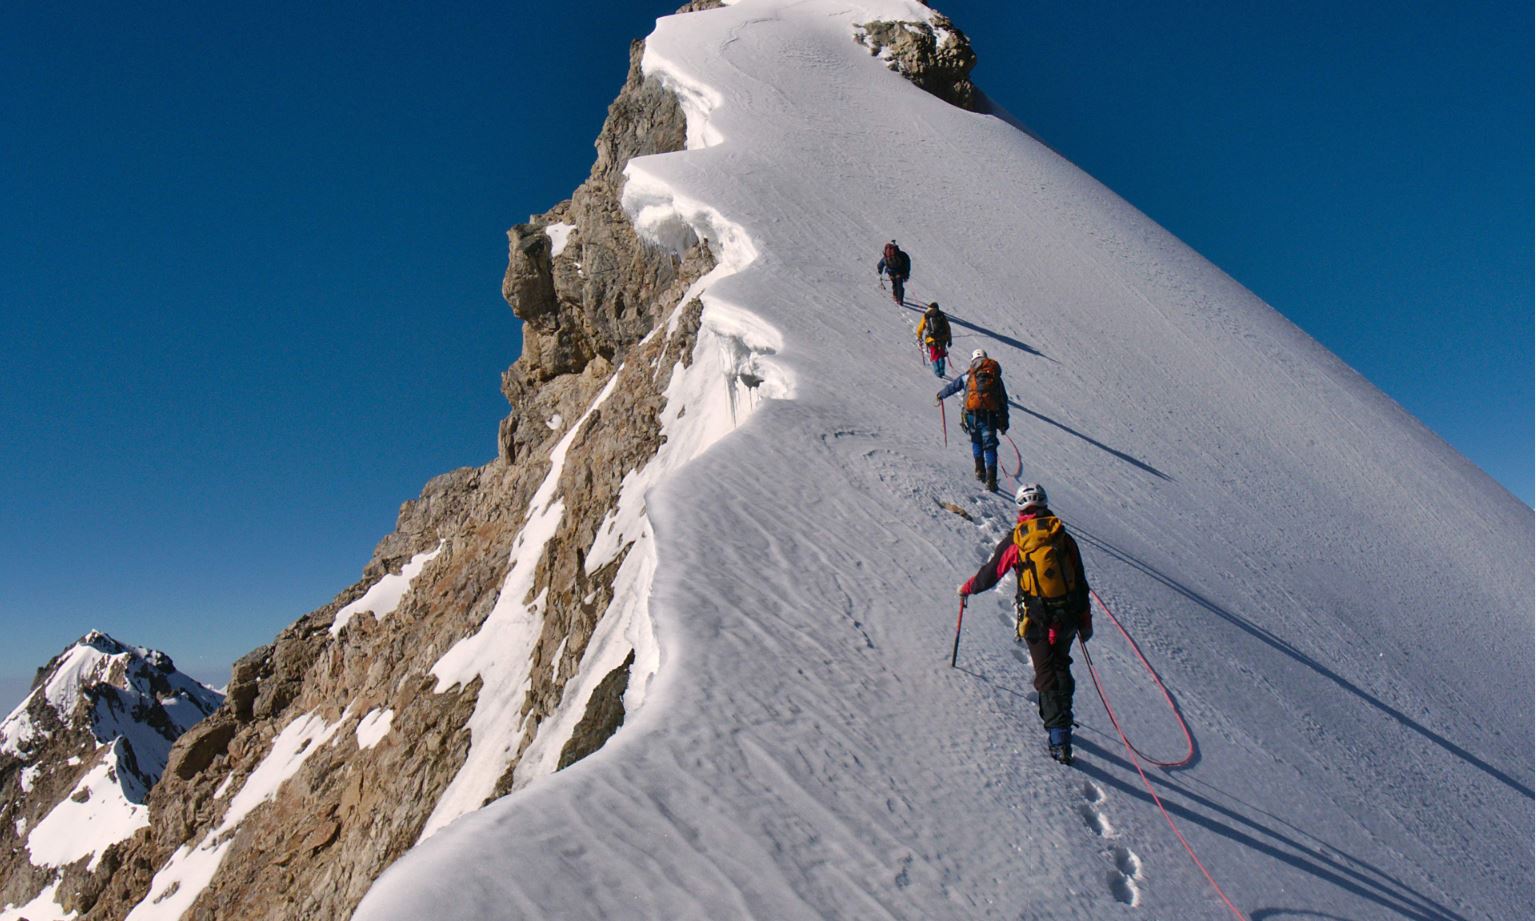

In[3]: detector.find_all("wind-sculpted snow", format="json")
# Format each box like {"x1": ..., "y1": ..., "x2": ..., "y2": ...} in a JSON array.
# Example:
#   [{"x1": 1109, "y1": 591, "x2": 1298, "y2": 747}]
[{"x1": 356, "y1": 1, "x2": 1532, "y2": 919}]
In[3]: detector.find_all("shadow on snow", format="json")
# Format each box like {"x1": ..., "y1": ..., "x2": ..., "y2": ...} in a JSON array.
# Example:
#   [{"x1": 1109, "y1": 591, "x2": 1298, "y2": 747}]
[
  {"x1": 1067, "y1": 523, "x2": 1534, "y2": 802},
  {"x1": 1071, "y1": 738, "x2": 1474, "y2": 921},
  {"x1": 1008, "y1": 401, "x2": 1173, "y2": 482}
]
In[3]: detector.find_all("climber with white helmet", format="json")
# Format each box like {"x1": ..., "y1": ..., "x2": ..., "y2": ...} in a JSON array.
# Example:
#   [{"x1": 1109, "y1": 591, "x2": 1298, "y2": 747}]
[
  {"x1": 935, "y1": 347, "x2": 1010, "y2": 491},
  {"x1": 956, "y1": 482, "x2": 1092, "y2": 764}
]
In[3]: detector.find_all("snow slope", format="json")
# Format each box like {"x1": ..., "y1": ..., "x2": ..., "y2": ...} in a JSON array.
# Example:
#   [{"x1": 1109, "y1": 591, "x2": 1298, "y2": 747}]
[{"x1": 355, "y1": 1, "x2": 1534, "y2": 918}]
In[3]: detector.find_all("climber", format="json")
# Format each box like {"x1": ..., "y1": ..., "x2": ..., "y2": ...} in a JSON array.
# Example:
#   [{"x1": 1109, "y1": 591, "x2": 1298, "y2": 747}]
[
  {"x1": 935, "y1": 348, "x2": 1009, "y2": 491},
  {"x1": 957, "y1": 483, "x2": 1092, "y2": 765},
  {"x1": 915, "y1": 302, "x2": 952, "y2": 379},
  {"x1": 877, "y1": 240, "x2": 911, "y2": 304}
]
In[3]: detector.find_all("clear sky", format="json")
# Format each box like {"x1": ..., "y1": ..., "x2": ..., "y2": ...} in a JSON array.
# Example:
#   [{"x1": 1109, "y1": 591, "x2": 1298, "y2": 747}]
[{"x1": 1, "y1": 0, "x2": 1528, "y2": 711}]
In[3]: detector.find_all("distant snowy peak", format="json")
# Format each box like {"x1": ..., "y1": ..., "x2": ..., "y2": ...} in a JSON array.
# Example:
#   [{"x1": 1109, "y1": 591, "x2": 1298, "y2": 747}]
[
  {"x1": 2, "y1": 630, "x2": 221, "y2": 762},
  {"x1": 0, "y1": 632, "x2": 223, "y2": 917}
]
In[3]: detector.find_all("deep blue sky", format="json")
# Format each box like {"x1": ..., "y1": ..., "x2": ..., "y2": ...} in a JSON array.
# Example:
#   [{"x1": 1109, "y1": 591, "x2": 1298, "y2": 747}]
[{"x1": 2, "y1": 1, "x2": 1529, "y2": 710}]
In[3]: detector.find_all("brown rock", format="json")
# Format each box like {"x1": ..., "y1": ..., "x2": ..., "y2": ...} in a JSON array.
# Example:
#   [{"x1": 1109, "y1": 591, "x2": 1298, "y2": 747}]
[
  {"x1": 856, "y1": 13, "x2": 980, "y2": 112},
  {"x1": 80, "y1": 15, "x2": 721, "y2": 921}
]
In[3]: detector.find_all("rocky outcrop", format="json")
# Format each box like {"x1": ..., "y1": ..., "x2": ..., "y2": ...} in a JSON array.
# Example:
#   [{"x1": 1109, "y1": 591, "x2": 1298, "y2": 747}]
[
  {"x1": 64, "y1": 9, "x2": 718, "y2": 921},
  {"x1": 855, "y1": 12, "x2": 979, "y2": 112},
  {"x1": 558, "y1": 650, "x2": 637, "y2": 771}
]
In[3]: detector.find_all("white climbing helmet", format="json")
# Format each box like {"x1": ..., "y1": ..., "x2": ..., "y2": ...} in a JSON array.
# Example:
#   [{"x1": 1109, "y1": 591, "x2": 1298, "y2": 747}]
[
  {"x1": 971, "y1": 348, "x2": 987, "y2": 362},
  {"x1": 1015, "y1": 482, "x2": 1048, "y2": 512}
]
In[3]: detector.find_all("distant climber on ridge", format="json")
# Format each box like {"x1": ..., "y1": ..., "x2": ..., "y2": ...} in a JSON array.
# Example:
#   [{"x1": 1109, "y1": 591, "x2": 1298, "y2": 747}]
[
  {"x1": 936, "y1": 348, "x2": 1009, "y2": 491},
  {"x1": 915, "y1": 302, "x2": 952, "y2": 379},
  {"x1": 957, "y1": 483, "x2": 1092, "y2": 765},
  {"x1": 877, "y1": 240, "x2": 911, "y2": 304}
]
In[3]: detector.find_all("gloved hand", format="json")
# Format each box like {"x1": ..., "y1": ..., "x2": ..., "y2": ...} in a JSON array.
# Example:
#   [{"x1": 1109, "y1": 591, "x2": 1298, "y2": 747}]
[
  {"x1": 934, "y1": 395, "x2": 943, "y2": 406},
  {"x1": 1078, "y1": 614, "x2": 1093, "y2": 642},
  {"x1": 957, "y1": 583, "x2": 970, "y2": 597}
]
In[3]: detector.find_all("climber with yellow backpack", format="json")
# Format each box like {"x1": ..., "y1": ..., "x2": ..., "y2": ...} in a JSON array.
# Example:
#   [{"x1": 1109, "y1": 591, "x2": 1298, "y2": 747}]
[
  {"x1": 915, "y1": 302, "x2": 952, "y2": 379},
  {"x1": 957, "y1": 483, "x2": 1092, "y2": 764}
]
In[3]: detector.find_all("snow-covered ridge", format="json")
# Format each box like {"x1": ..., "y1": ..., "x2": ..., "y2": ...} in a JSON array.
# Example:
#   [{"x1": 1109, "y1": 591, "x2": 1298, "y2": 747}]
[
  {"x1": 420, "y1": 165, "x2": 789, "y2": 832},
  {"x1": 356, "y1": 0, "x2": 1530, "y2": 918}
]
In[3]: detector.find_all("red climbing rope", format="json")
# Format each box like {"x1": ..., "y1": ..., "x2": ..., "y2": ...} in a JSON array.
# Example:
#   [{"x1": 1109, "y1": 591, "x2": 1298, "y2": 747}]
[
  {"x1": 1087, "y1": 589, "x2": 1193, "y2": 767},
  {"x1": 1003, "y1": 433, "x2": 1023, "y2": 482},
  {"x1": 1083, "y1": 590, "x2": 1247, "y2": 921}
]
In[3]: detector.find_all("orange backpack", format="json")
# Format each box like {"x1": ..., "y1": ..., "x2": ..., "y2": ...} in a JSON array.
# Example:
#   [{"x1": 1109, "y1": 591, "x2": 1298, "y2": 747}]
[{"x1": 964, "y1": 358, "x2": 1003, "y2": 411}]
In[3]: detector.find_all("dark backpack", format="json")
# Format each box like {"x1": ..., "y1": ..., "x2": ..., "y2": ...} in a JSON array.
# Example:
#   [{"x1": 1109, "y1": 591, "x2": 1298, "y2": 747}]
[{"x1": 927, "y1": 310, "x2": 950, "y2": 345}]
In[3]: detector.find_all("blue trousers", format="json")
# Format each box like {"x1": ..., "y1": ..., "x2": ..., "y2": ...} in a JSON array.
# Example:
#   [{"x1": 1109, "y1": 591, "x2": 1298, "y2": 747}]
[
  {"x1": 926, "y1": 346, "x2": 947, "y2": 379},
  {"x1": 965, "y1": 412, "x2": 999, "y2": 469}
]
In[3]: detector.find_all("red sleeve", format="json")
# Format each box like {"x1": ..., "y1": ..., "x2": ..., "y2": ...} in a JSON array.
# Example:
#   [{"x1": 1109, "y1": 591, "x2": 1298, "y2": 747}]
[{"x1": 963, "y1": 536, "x2": 1018, "y2": 595}]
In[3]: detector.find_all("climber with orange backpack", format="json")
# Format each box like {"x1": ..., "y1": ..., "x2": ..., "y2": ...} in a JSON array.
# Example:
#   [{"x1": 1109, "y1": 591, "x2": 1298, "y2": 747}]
[
  {"x1": 957, "y1": 483, "x2": 1092, "y2": 764},
  {"x1": 935, "y1": 348, "x2": 1009, "y2": 491}
]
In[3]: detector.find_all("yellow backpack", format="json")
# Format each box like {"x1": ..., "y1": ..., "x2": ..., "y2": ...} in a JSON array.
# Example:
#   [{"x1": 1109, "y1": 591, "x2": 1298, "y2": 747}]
[{"x1": 1013, "y1": 516, "x2": 1081, "y2": 610}]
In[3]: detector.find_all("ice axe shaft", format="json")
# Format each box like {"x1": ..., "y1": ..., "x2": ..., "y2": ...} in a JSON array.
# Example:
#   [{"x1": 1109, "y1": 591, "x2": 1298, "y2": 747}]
[{"x1": 950, "y1": 596, "x2": 967, "y2": 667}]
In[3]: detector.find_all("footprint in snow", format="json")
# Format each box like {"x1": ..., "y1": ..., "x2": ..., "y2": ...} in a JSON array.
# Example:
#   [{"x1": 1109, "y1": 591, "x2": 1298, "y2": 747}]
[
  {"x1": 1080, "y1": 781, "x2": 1143, "y2": 906},
  {"x1": 1077, "y1": 781, "x2": 1114, "y2": 837},
  {"x1": 1108, "y1": 846, "x2": 1143, "y2": 906}
]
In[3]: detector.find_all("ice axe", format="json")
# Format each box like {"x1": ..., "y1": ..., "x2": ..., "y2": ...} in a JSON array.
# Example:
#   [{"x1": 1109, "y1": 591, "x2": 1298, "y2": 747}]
[{"x1": 950, "y1": 595, "x2": 968, "y2": 667}]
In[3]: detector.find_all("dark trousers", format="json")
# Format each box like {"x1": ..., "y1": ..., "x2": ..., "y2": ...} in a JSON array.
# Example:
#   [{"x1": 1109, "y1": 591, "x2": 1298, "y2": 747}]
[
  {"x1": 1025, "y1": 624, "x2": 1077, "y2": 731},
  {"x1": 891, "y1": 274, "x2": 905, "y2": 303}
]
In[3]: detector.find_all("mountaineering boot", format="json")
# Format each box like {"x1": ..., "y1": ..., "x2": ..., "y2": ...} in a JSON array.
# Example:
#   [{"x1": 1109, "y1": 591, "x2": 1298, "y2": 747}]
[
  {"x1": 985, "y1": 465, "x2": 998, "y2": 493},
  {"x1": 974, "y1": 457, "x2": 986, "y2": 481},
  {"x1": 1048, "y1": 727, "x2": 1073, "y2": 765}
]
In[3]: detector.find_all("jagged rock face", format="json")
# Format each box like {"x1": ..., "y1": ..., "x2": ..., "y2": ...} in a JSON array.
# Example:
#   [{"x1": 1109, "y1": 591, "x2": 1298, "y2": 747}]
[
  {"x1": 0, "y1": 632, "x2": 222, "y2": 917},
  {"x1": 72, "y1": 12, "x2": 716, "y2": 921},
  {"x1": 503, "y1": 40, "x2": 694, "y2": 387},
  {"x1": 855, "y1": 13, "x2": 979, "y2": 112}
]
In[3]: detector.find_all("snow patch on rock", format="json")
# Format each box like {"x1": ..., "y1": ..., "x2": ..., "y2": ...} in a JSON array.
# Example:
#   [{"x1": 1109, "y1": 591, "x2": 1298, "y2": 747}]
[
  {"x1": 420, "y1": 372, "x2": 626, "y2": 840},
  {"x1": 0, "y1": 880, "x2": 75, "y2": 921},
  {"x1": 125, "y1": 710, "x2": 344, "y2": 921},
  {"x1": 543, "y1": 221, "x2": 576, "y2": 257},
  {"x1": 331, "y1": 541, "x2": 446, "y2": 637},
  {"x1": 27, "y1": 747, "x2": 149, "y2": 871},
  {"x1": 356, "y1": 708, "x2": 394, "y2": 750}
]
